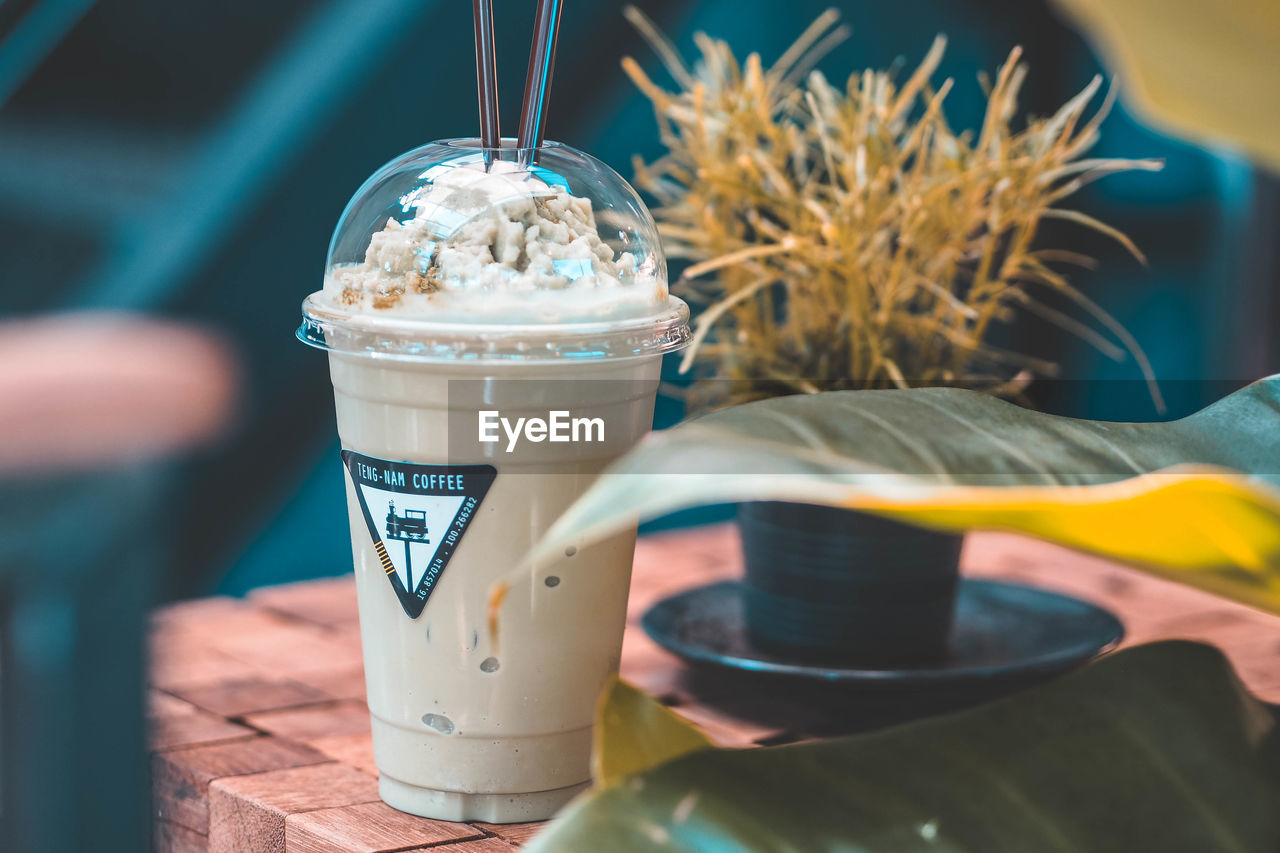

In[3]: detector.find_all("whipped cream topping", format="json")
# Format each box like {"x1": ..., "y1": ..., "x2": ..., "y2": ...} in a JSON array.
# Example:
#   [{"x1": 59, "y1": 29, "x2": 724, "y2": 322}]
[{"x1": 321, "y1": 160, "x2": 667, "y2": 323}]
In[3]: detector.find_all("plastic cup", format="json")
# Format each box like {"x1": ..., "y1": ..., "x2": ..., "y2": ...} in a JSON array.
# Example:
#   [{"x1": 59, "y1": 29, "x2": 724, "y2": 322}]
[{"x1": 298, "y1": 140, "x2": 688, "y2": 822}]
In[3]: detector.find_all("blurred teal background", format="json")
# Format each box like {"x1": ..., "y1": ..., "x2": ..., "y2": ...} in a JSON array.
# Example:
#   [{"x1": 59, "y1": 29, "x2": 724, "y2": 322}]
[{"x1": 2, "y1": 0, "x2": 1277, "y2": 603}]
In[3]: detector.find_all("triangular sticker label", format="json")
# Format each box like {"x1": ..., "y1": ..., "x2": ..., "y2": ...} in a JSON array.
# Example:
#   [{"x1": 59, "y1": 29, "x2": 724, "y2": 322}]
[{"x1": 342, "y1": 451, "x2": 496, "y2": 619}]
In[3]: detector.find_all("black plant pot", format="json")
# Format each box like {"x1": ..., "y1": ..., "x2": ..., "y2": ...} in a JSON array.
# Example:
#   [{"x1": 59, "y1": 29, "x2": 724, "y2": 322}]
[{"x1": 738, "y1": 502, "x2": 965, "y2": 667}]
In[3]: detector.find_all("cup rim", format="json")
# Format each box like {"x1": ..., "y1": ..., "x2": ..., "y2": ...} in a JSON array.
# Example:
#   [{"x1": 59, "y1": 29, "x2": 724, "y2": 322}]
[{"x1": 297, "y1": 293, "x2": 691, "y2": 363}]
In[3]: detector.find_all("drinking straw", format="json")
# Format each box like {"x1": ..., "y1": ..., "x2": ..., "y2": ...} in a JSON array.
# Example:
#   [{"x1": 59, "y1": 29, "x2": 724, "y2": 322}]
[
  {"x1": 517, "y1": 0, "x2": 564, "y2": 165},
  {"x1": 472, "y1": 0, "x2": 501, "y2": 165}
]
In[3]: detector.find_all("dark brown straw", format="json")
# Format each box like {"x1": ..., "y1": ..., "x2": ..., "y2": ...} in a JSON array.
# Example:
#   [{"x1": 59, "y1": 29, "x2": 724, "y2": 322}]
[
  {"x1": 517, "y1": 0, "x2": 564, "y2": 164},
  {"x1": 472, "y1": 0, "x2": 501, "y2": 164}
]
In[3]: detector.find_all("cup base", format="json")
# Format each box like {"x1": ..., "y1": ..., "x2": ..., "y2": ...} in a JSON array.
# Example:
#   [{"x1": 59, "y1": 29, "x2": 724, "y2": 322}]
[{"x1": 378, "y1": 774, "x2": 590, "y2": 823}]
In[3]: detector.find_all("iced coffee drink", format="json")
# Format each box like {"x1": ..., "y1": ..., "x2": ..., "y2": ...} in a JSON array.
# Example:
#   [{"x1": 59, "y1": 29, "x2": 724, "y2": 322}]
[{"x1": 298, "y1": 140, "x2": 688, "y2": 822}]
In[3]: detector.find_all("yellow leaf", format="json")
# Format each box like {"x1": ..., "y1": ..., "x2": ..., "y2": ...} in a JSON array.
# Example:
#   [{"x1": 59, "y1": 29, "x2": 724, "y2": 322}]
[
  {"x1": 847, "y1": 467, "x2": 1280, "y2": 614},
  {"x1": 593, "y1": 676, "x2": 716, "y2": 787},
  {"x1": 1054, "y1": 0, "x2": 1280, "y2": 170},
  {"x1": 516, "y1": 380, "x2": 1280, "y2": 616}
]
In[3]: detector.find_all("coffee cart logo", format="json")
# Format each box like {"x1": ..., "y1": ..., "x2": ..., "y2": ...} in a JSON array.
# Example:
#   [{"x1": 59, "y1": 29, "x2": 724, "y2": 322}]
[{"x1": 342, "y1": 451, "x2": 496, "y2": 618}]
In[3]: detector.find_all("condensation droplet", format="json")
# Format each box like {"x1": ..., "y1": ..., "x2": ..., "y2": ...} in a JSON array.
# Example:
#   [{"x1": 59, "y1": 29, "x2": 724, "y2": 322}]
[
  {"x1": 422, "y1": 713, "x2": 454, "y2": 734},
  {"x1": 480, "y1": 656, "x2": 500, "y2": 673},
  {"x1": 544, "y1": 575, "x2": 560, "y2": 588},
  {"x1": 564, "y1": 546, "x2": 577, "y2": 557}
]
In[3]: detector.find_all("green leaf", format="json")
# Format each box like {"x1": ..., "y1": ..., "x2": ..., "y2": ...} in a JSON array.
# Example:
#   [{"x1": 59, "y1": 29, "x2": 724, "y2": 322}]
[
  {"x1": 1052, "y1": 0, "x2": 1280, "y2": 172},
  {"x1": 525, "y1": 377, "x2": 1280, "y2": 613},
  {"x1": 529, "y1": 642, "x2": 1280, "y2": 852},
  {"x1": 593, "y1": 676, "x2": 716, "y2": 786}
]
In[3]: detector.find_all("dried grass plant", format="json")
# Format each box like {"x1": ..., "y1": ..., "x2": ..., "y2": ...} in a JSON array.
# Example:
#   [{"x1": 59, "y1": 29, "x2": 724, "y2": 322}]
[{"x1": 623, "y1": 7, "x2": 1164, "y2": 411}]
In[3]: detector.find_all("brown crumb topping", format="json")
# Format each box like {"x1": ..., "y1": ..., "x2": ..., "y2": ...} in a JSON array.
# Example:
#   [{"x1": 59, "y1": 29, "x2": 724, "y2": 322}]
[{"x1": 372, "y1": 286, "x2": 405, "y2": 309}]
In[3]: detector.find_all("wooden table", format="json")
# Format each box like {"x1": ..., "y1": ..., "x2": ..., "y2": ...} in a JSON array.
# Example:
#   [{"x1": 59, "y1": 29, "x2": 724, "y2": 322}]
[{"x1": 149, "y1": 525, "x2": 1280, "y2": 852}]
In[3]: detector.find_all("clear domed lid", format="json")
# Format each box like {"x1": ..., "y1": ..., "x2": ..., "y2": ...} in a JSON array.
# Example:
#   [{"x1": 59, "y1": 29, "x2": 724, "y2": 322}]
[{"x1": 299, "y1": 139, "x2": 688, "y2": 362}]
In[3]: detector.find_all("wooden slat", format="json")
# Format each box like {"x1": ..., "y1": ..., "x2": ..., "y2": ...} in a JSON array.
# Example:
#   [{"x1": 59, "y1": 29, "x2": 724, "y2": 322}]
[
  {"x1": 206, "y1": 622, "x2": 366, "y2": 680},
  {"x1": 151, "y1": 596, "x2": 246, "y2": 632},
  {"x1": 149, "y1": 691, "x2": 256, "y2": 752},
  {"x1": 155, "y1": 818, "x2": 210, "y2": 853},
  {"x1": 164, "y1": 604, "x2": 310, "y2": 641},
  {"x1": 627, "y1": 534, "x2": 737, "y2": 622},
  {"x1": 168, "y1": 677, "x2": 332, "y2": 718},
  {"x1": 150, "y1": 642, "x2": 265, "y2": 693},
  {"x1": 471, "y1": 822, "x2": 545, "y2": 846},
  {"x1": 154, "y1": 736, "x2": 330, "y2": 834},
  {"x1": 963, "y1": 533, "x2": 1230, "y2": 630},
  {"x1": 426, "y1": 839, "x2": 519, "y2": 852},
  {"x1": 285, "y1": 800, "x2": 482, "y2": 852},
  {"x1": 308, "y1": 732, "x2": 377, "y2": 776},
  {"x1": 243, "y1": 701, "x2": 371, "y2": 744},
  {"x1": 250, "y1": 576, "x2": 361, "y2": 629},
  {"x1": 289, "y1": 666, "x2": 368, "y2": 702},
  {"x1": 208, "y1": 763, "x2": 379, "y2": 853}
]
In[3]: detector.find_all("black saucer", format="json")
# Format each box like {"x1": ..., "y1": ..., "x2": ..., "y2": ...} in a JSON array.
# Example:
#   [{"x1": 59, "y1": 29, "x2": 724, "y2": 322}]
[{"x1": 642, "y1": 579, "x2": 1123, "y2": 692}]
